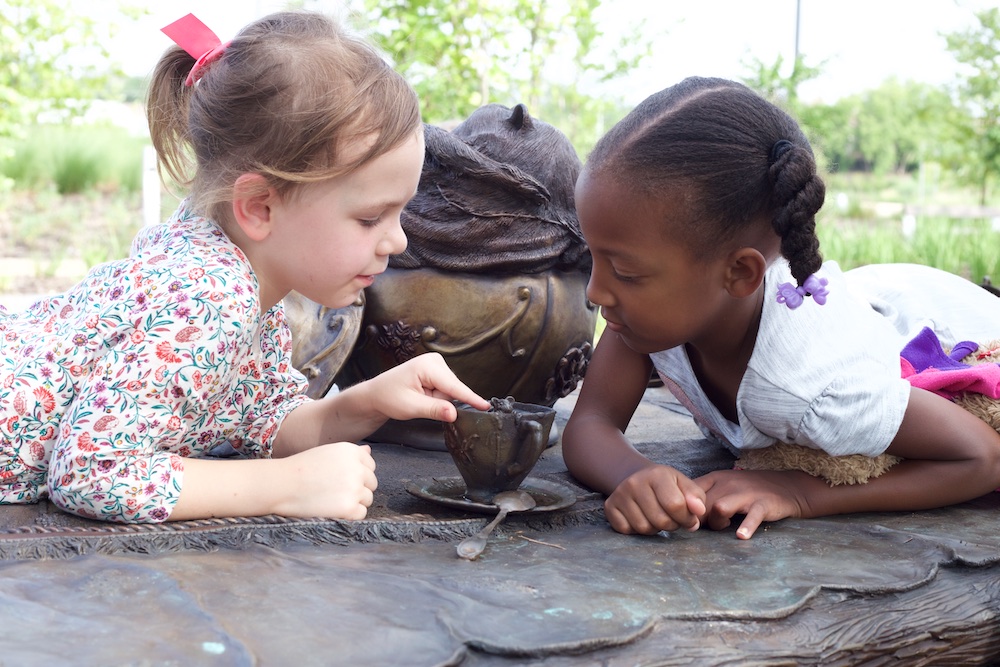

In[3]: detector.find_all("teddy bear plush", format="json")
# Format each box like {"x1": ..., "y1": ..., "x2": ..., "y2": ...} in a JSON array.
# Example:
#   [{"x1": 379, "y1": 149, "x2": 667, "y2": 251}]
[
  {"x1": 952, "y1": 340, "x2": 1000, "y2": 432},
  {"x1": 736, "y1": 338, "x2": 1000, "y2": 486}
]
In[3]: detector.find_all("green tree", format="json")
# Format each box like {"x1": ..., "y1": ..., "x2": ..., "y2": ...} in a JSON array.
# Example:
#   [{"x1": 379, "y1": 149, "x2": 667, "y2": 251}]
[
  {"x1": 741, "y1": 54, "x2": 836, "y2": 169},
  {"x1": 843, "y1": 79, "x2": 957, "y2": 175},
  {"x1": 0, "y1": 1, "x2": 123, "y2": 145},
  {"x1": 348, "y1": 0, "x2": 647, "y2": 155},
  {"x1": 796, "y1": 97, "x2": 855, "y2": 172},
  {"x1": 741, "y1": 53, "x2": 823, "y2": 115},
  {"x1": 944, "y1": 7, "x2": 1000, "y2": 204},
  {"x1": 739, "y1": 54, "x2": 963, "y2": 179}
]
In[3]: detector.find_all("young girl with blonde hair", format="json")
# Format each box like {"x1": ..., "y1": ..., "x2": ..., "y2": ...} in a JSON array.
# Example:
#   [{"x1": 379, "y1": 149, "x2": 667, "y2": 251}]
[{"x1": 0, "y1": 11, "x2": 488, "y2": 523}]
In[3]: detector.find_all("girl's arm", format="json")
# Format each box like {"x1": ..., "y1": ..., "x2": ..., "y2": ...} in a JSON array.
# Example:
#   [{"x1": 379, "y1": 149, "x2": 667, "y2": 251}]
[
  {"x1": 272, "y1": 352, "x2": 489, "y2": 456},
  {"x1": 562, "y1": 332, "x2": 655, "y2": 489},
  {"x1": 814, "y1": 386, "x2": 1000, "y2": 512},
  {"x1": 172, "y1": 353, "x2": 486, "y2": 522},
  {"x1": 169, "y1": 442, "x2": 378, "y2": 521},
  {"x1": 562, "y1": 333, "x2": 706, "y2": 533},
  {"x1": 699, "y1": 386, "x2": 1000, "y2": 538}
]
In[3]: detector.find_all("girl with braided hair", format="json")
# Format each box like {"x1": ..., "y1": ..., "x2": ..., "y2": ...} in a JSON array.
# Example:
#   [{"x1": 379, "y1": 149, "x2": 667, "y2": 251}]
[{"x1": 562, "y1": 77, "x2": 1000, "y2": 539}]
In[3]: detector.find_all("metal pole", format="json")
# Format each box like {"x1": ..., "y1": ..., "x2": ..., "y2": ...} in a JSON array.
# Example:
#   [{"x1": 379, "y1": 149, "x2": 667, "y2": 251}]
[{"x1": 795, "y1": 0, "x2": 801, "y2": 62}]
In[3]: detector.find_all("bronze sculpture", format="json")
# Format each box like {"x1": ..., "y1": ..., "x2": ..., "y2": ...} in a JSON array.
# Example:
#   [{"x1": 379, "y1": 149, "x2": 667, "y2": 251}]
[
  {"x1": 443, "y1": 396, "x2": 556, "y2": 504},
  {"x1": 288, "y1": 103, "x2": 596, "y2": 447},
  {"x1": 284, "y1": 291, "x2": 364, "y2": 399}
]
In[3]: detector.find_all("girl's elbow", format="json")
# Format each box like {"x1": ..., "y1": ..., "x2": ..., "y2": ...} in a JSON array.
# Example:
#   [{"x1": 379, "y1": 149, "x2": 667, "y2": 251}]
[
  {"x1": 981, "y1": 429, "x2": 1000, "y2": 485},
  {"x1": 954, "y1": 424, "x2": 1000, "y2": 495},
  {"x1": 47, "y1": 476, "x2": 108, "y2": 522},
  {"x1": 560, "y1": 419, "x2": 587, "y2": 470},
  {"x1": 47, "y1": 473, "x2": 149, "y2": 523}
]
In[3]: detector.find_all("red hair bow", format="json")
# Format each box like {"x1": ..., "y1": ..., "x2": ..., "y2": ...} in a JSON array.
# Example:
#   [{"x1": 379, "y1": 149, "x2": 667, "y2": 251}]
[{"x1": 161, "y1": 14, "x2": 231, "y2": 86}]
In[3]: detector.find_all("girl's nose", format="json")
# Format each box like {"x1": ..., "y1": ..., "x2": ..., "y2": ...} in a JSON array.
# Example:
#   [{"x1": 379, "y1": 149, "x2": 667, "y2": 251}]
[
  {"x1": 378, "y1": 216, "x2": 408, "y2": 256},
  {"x1": 585, "y1": 270, "x2": 612, "y2": 307}
]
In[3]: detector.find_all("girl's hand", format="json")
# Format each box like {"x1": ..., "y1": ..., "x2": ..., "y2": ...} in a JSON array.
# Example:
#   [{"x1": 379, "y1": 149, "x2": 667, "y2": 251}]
[
  {"x1": 604, "y1": 464, "x2": 707, "y2": 535},
  {"x1": 696, "y1": 469, "x2": 817, "y2": 539},
  {"x1": 170, "y1": 442, "x2": 378, "y2": 521},
  {"x1": 274, "y1": 442, "x2": 378, "y2": 520},
  {"x1": 274, "y1": 353, "x2": 490, "y2": 454},
  {"x1": 358, "y1": 353, "x2": 491, "y2": 424}
]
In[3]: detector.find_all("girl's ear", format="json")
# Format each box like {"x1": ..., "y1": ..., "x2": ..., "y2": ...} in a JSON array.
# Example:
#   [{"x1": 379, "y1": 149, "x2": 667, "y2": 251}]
[
  {"x1": 724, "y1": 247, "x2": 767, "y2": 299},
  {"x1": 232, "y1": 173, "x2": 276, "y2": 242}
]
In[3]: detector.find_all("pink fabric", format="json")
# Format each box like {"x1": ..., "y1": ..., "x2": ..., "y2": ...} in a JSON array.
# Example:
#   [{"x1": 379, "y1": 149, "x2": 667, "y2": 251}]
[{"x1": 901, "y1": 356, "x2": 1000, "y2": 400}]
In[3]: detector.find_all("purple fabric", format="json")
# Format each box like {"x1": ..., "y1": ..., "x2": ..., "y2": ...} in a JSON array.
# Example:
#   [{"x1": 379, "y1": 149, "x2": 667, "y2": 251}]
[
  {"x1": 900, "y1": 327, "x2": 1000, "y2": 399},
  {"x1": 901, "y1": 327, "x2": 975, "y2": 372},
  {"x1": 949, "y1": 340, "x2": 980, "y2": 362}
]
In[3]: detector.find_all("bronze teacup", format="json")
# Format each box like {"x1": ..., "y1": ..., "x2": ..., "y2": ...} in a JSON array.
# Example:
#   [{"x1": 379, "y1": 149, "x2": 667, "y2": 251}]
[{"x1": 443, "y1": 397, "x2": 556, "y2": 504}]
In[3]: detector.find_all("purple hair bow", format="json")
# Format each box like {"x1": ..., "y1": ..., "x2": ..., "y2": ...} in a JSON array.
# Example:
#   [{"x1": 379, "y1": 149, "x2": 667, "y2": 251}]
[{"x1": 775, "y1": 274, "x2": 830, "y2": 310}]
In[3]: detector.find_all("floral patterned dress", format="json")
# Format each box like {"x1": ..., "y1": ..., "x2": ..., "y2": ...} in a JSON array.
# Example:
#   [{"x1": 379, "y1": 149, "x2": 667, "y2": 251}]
[{"x1": 0, "y1": 201, "x2": 310, "y2": 522}]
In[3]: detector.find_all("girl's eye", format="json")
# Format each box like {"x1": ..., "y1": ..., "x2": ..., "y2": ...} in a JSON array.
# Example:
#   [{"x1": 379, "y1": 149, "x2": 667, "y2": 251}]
[
  {"x1": 359, "y1": 215, "x2": 382, "y2": 227},
  {"x1": 611, "y1": 268, "x2": 639, "y2": 284}
]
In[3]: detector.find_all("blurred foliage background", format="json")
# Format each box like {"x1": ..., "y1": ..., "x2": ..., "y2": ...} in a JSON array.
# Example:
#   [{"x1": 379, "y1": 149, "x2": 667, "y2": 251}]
[{"x1": 1, "y1": 0, "x2": 999, "y2": 294}]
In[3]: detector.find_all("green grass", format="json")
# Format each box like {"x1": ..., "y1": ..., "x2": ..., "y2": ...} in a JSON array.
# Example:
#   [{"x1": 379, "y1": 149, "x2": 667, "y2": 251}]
[
  {"x1": 820, "y1": 170, "x2": 1000, "y2": 284},
  {"x1": 0, "y1": 123, "x2": 147, "y2": 195},
  {"x1": 817, "y1": 216, "x2": 999, "y2": 284},
  {"x1": 0, "y1": 124, "x2": 161, "y2": 291},
  {"x1": 1, "y1": 124, "x2": 997, "y2": 303},
  {"x1": 0, "y1": 188, "x2": 145, "y2": 279}
]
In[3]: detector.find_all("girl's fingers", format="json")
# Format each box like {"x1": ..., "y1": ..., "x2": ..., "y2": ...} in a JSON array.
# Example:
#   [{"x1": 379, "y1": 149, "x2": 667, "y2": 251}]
[
  {"x1": 363, "y1": 466, "x2": 378, "y2": 491},
  {"x1": 736, "y1": 504, "x2": 767, "y2": 540},
  {"x1": 416, "y1": 355, "x2": 490, "y2": 410}
]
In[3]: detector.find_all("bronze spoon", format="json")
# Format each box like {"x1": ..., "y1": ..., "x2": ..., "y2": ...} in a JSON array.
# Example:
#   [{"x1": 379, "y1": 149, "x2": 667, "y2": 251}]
[{"x1": 456, "y1": 489, "x2": 537, "y2": 560}]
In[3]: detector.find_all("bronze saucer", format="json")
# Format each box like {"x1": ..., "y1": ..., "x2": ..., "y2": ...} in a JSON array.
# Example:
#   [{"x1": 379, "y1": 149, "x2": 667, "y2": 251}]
[{"x1": 405, "y1": 476, "x2": 578, "y2": 514}]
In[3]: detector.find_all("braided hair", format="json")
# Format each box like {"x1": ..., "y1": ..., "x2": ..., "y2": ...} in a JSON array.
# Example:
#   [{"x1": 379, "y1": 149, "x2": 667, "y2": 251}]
[{"x1": 586, "y1": 77, "x2": 825, "y2": 286}]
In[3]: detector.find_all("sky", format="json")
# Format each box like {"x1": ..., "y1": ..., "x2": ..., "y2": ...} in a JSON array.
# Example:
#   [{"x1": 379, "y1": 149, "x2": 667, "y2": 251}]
[
  {"x1": 619, "y1": 0, "x2": 994, "y2": 104},
  {"x1": 105, "y1": 0, "x2": 994, "y2": 106}
]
